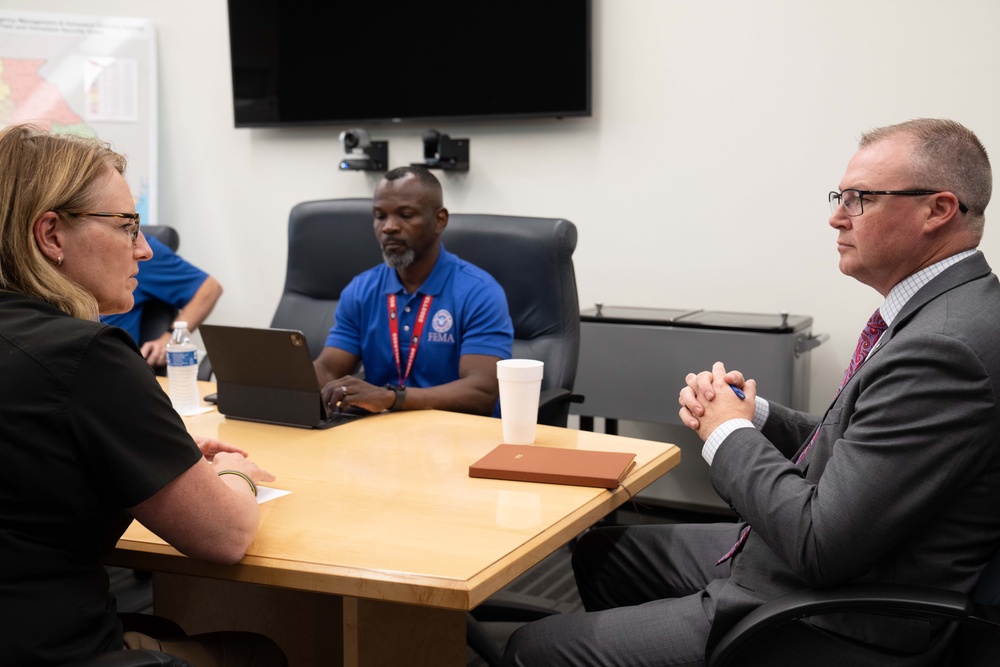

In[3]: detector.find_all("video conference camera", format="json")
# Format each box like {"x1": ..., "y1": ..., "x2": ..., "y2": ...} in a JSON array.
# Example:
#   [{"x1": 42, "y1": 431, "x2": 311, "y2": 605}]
[
  {"x1": 340, "y1": 128, "x2": 369, "y2": 151},
  {"x1": 339, "y1": 128, "x2": 387, "y2": 171},
  {"x1": 413, "y1": 129, "x2": 469, "y2": 172}
]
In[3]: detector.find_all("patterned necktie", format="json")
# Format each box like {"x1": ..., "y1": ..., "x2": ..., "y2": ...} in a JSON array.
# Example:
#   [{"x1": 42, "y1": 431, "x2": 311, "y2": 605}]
[
  {"x1": 716, "y1": 309, "x2": 888, "y2": 565},
  {"x1": 836, "y1": 308, "x2": 888, "y2": 395},
  {"x1": 793, "y1": 308, "x2": 888, "y2": 464}
]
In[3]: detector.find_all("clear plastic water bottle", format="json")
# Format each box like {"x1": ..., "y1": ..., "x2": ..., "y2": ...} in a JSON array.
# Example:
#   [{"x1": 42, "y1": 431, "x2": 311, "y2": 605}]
[{"x1": 166, "y1": 320, "x2": 200, "y2": 415}]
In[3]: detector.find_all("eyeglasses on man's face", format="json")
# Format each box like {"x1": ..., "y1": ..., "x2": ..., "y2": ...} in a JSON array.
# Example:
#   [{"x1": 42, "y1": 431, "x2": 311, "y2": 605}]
[
  {"x1": 828, "y1": 189, "x2": 969, "y2": 216},
  {"x1": 62, "y1": 211, "x2": 142, "y2": 244}
]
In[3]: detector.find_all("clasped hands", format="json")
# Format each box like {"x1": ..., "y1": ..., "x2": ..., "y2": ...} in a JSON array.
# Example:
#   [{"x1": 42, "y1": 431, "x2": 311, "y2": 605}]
[{"x1": 678, "y1": 361, "x2": 756, "y2": 441}]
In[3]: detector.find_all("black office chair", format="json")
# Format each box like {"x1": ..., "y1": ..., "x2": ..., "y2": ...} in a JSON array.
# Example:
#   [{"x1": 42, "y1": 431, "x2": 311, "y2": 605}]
[
  {"x1": 194, "y1": 199, "x2": 379, "y2": 383},
  {"x1": 141, "y1": 225, "x2": 180, "y2": 253},
  {"x1": 445, "y1": 213, "x2": 583, "y2": 427},
  {"x1": 137, "y1": 225, "x2": 181, "y2": 349},
  {"x1": 270, "y1": 198, "x2": 382, "y2": 360},
  {"x1": 706, "y1": 546, "x2": 1000, "y2": 666},
  {"x1": 269, "y1": 201, "x2": 587, "y2": 416}
]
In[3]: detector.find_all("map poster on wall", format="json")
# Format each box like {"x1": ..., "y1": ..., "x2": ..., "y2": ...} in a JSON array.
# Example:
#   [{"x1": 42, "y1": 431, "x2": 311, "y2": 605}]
[{"x1": 0, "y1": 9, "x2": 158, "y2": 224}]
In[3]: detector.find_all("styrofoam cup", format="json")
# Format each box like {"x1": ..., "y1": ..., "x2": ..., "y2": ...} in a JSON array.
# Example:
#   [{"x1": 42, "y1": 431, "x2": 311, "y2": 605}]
[{"x1": 497, "y1": 359, "x2": 544, "y2": 444}]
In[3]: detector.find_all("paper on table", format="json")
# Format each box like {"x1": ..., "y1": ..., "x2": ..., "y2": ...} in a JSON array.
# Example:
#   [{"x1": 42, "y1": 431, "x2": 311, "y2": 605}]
[
  {"x1": 256, "y1": 487, "x2": 291, "y2": 504},
  {"x1": 178, "y1": 405, "x2": 216, "y2": 417}
]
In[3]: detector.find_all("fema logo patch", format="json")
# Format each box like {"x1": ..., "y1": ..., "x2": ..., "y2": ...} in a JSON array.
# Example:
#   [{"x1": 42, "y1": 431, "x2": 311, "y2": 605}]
[
  {"x1": 432, "y1": 309, "x2": 454, "y2": 333},
  {"x1": 429, "y1": 309, "x2": 455, "y2": 343}
]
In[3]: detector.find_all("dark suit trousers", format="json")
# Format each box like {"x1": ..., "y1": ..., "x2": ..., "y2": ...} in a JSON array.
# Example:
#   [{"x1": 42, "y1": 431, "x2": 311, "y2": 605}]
[{"x1": 501, "y1": 522, "x2": 743, "y2": 667}]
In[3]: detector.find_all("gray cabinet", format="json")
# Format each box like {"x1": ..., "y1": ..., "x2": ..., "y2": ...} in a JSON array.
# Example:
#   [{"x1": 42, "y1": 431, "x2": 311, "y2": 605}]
[{"x1": 572, "y1": 306, "x2": 825, "y2": 514}]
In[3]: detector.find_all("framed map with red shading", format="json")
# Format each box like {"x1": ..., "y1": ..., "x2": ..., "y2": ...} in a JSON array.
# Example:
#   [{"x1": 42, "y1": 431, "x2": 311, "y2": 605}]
[{"x1": 0, "y1": 10, "x2": 157, "y2": 223}]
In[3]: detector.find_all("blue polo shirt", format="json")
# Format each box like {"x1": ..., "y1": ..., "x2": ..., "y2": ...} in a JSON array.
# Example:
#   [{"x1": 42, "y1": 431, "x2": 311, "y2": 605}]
[
  {"x1": 325, "y1": 246, "x2": 513, "y2": 392},
  {"x1": 101, "y1": 236, "x2": 209, "y2": 344}
]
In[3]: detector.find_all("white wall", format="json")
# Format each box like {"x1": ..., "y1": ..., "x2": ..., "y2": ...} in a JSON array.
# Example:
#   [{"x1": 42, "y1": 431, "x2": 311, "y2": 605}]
[{"x1": 7, "y1": 0, "x2": 1000, "y2": 414}]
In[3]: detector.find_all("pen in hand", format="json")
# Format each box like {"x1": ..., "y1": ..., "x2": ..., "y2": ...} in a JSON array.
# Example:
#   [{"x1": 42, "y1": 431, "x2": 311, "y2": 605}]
[{"x1": 729, "y1": 384, "x2": 746, "y2": 400}]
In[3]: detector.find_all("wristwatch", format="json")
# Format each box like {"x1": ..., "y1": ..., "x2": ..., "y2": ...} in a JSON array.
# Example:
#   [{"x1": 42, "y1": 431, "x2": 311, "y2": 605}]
[{"x1": 385, "y1": 383, "x2": 406, "y2": 411}]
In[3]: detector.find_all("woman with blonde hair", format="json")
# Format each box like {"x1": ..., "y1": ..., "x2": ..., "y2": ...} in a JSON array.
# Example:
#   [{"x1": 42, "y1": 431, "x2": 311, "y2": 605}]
[{"x1": 0, "y1": 125, "x2": 285, "y2": 666}]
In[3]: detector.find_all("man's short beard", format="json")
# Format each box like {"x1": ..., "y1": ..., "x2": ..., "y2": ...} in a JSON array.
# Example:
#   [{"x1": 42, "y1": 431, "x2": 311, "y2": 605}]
[{"x1": 383, "y1": 247, "x2": 416, "y2": 270}]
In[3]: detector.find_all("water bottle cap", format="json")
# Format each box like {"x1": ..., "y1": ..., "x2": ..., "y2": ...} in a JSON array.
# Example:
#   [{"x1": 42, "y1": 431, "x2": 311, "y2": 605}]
[{"x1": 173, "y1": 320, "x2": 189, "y2": 330}]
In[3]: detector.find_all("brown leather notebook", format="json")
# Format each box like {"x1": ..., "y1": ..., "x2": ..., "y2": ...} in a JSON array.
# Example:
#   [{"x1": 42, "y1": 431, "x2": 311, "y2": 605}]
[{"x1": 469, "y1": 444, "x2": 637, "y2": 489}]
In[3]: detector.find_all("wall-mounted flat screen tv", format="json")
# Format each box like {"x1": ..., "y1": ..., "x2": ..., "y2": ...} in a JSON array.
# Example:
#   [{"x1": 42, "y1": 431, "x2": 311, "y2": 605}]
[{"x1": 226, "y1": 1, "x2": 592, "y2": 127}]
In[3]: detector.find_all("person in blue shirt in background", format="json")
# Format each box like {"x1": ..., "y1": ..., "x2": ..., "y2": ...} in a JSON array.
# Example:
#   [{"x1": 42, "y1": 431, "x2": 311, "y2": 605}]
[
  {"x1": 102, "y1": 235, "x2": 222, "y2": 370},
  {"x1": 314, "y1": 165, "x2": 513, "y2": 416}
]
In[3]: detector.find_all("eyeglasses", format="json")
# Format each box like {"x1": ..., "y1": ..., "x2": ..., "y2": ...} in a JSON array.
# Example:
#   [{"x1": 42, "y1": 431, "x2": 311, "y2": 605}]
[
  {"x1": 63, "y1": 211, "x2": 142, "y2": 244},
  {"x1": 829, "y1": 189, "x2": 969, "y2": 216}
]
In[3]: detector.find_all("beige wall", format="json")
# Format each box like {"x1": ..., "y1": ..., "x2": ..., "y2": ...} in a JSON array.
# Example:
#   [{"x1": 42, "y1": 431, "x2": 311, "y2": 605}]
[{"x1": 7, "y1": 0, "x2": 1000, "y2": 414}]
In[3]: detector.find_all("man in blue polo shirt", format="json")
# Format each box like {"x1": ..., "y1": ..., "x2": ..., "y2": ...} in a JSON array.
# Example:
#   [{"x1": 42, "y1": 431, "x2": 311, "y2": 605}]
[
  {"x1": 101, "y1": 235, "x2": 222, "y2": 370},
  {"x1": 314, "y1": 165, "x2": 513, "y2": 416}
]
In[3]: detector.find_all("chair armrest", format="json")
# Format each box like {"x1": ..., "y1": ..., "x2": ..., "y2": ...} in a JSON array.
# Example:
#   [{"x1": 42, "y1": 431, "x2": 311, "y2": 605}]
[
  {"x1": 538, "y1": 388, "x2": 584, "y2": 410},
  {"x1": 470, "y1": 597, "x2": 563, "y2": 623},
  {"x1": 539, "y1": 387, "x2": 570, "y2": 410},
  {"x1": 537, "y1": 388, "x2": 584, "y2": 428},
  {"x1": 708, "y1": 584, "x2": 1000, "y2": 667}
]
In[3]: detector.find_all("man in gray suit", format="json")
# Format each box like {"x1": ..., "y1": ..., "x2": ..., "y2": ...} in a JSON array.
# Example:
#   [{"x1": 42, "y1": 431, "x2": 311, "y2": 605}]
[{"x1": 502, "y1": 118, "x2": 1000, "y2": 666}]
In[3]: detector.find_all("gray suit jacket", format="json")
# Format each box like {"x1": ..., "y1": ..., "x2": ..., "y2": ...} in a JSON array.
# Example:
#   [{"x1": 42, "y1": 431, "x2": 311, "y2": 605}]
[{"x1": 708, "y1": 252, "x2": 1000, "y2": 662}]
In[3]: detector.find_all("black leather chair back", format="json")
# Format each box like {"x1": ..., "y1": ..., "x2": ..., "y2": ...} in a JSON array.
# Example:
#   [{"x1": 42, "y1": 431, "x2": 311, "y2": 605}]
[
  {"x1": 270, "y1": 201, "x2": 582, "y2": 427},
  {"x1": 445, "y1": 214, "x2": 580, "y2": 426},
  {"x1": 137, "y1": 225, "x2": 181, "y2": 345},
  {"x1": 141, "y1": 225, "x2": 179, "y2": 252},
  {"x1": 270, "y1": 198, "x2": 382, "y2": 359}
]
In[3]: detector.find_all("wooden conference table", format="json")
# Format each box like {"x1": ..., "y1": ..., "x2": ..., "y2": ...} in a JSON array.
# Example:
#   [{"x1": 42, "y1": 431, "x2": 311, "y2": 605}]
[{"x1": 106, "y1": 381, "x2": 681, "y2": 667}]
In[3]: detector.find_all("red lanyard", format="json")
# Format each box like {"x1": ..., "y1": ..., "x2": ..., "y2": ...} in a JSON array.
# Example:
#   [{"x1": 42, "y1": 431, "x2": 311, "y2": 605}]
[{"x1": 387, "y1": 294, "x2": 433, "y2": 388}]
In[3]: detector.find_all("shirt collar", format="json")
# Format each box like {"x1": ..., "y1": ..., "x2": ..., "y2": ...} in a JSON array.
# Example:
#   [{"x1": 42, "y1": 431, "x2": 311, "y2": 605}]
[{"x1": 879, "y1": 250, "x2": 977, "y2": 326}]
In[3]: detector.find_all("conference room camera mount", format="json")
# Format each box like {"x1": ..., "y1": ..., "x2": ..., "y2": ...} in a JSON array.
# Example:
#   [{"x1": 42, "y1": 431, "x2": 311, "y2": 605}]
[
  {"x1": 412, "y1": 129, "x2": 469, "y2": 172},
  {"x1": 338, "y1": 128, "x2": 388, "y2": 171}
]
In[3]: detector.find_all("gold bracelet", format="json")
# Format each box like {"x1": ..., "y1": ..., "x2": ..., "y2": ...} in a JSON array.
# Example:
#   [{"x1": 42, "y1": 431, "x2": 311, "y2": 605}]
[{"x1": 217, "y1": 469, "x2": 257, "y2": 497}]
